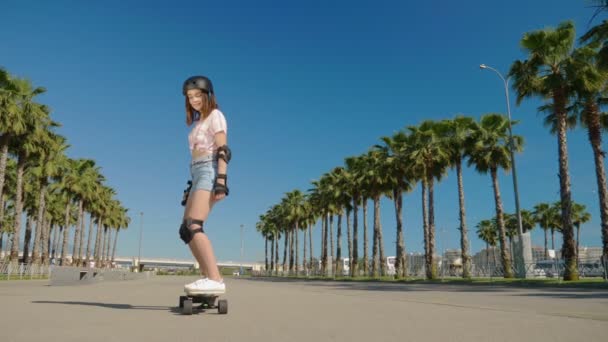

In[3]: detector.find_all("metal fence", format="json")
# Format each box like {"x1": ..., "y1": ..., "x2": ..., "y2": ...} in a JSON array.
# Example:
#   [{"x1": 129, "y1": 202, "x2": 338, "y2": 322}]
[
  {"x1": 253, "y1": 256, "x2": 608, "y2": 281},
  {"x1": 0, "y1": 261, "x2": 51, "y2": 280}
]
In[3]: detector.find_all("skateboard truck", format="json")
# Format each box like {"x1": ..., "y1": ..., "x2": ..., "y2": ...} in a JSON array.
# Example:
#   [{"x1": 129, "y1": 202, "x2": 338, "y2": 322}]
[{"x1": 179, "y1": 294, "x2": 228, "y2": 315}]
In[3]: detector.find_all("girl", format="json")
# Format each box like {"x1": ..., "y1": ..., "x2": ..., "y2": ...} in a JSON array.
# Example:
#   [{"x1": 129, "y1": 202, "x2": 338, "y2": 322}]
[{"x1": 180, "y1": 75, "x2": 231, "y2": 294}]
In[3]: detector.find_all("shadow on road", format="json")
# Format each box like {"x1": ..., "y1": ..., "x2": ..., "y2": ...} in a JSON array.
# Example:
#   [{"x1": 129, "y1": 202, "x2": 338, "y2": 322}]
[
  {"x1": 32, "y1": 300, "x2": 185, "y2": 314},
  {"x1": 240, "y1": 277, "x2": 608, "y2": 299}
]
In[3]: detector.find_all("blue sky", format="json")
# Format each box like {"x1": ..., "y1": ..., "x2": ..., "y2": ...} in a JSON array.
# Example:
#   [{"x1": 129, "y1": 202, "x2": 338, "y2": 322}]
[{"x1": 2, "y1": 0, "x2": 605, "y2": 263}]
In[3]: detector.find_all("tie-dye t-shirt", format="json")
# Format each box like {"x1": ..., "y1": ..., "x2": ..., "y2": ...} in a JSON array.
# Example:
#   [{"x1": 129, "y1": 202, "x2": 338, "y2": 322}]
[{"x1": 188, "y1": 109, "x2": 227, "y2": 154}]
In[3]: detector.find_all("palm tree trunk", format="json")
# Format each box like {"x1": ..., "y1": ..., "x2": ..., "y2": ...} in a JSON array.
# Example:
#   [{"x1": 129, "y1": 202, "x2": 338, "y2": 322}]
[
  {"x1": 309, "y1": 224, "x2": 313, "y2": 273},
  {"x1": 0, "y1": 194, "x2": 5, "y2": 256},
  {"x1": 393, "y1": 188, "x2": 406, "y2": 278},
  {"x1": 94, "y1": 217, "x2": 103, "y2": 263},
  {"x1": 421, "y1": 181, "x2": 429, "y2": 274},
  {"x1": 282, "y1": 231, "x2": 288, "y2": 274},
  {"x1": 490, "y1": 167, "x2": 513, "y2": 278},
  {"x1": 555, "y1": 93, "x2": 577, "y2": 280},
  {"x1": 111, "y1": 228, "x2": 119, "y2": 263},
  {"x1": 351, "y1": 197, "x2": 359, "y2": 277},
  {"x1": 377, "y1": 200, "x2": 386, "y2": 277},
  {"x1": 456, "y1": 160, "x2": 471, "y2": 278},
  {"x1": 60, "y1": 202, "x2": 71, "y2": 265},
  {"x1": 303, "y1": 227, "x2": 307, "y2": 274},
  {"x1": 42, "y1": 219, "x2": 51, "y2": 265},
  {"x1": 576, "y1": 224, "x2": 581, "y2": 264},
  {"x1": 105, "y1": 228, "x2": 112, "y2": 264},
  {"x1": 275, "y1": 236, "x2": 279, "y2": 274},
  {"x1": 22, "y1": 217, "x2": 33, "y2": 264},
  {"x1": 346, "y1": 209, "x2": 352, "y2": 266},
  {"x1": 585, "y1": 102, "x2": 608, "y2": 264},
  {"x1": 294, "y1": 222, "x2": 300, "y2": 277},
  {"x1": 85, "y1": 214, "x2": 94, "y2": 264},
  {"x1": 264, "y1": 237, "x2": 268, "y2": 271},
  {"x1": 71, "y1": 199, "x2": 83, "y2": 266},
  {"x1": 270, "y1": 237, "x2": 274, "y2": 273},
  {"x1": 336, "y1": 214, "x2": 342, "y2": 276},
  {"x1": 543, "y1": 228, "x2": 549, "y2": 260},
  {"x1": 32, "y1": 181, "x2": 48, "y2": 265},
  {"x1": 323, "y1": 213, "x2": 329, "y2": 276},
  {"x1": 78, "y1": 209, "x2": 86, "y2": 265},
  {"x1": 295, "y1": 224, "x2": 299, "y2": 276},
  {"x1": 9, "y1": 156, "x2": 25, "y2": 263},
  {"x1": 289, "y1": 229, "x2": 294, "y2": 273},
  {"x1": 329, "y1": 215, "x2": 334, "y2": 277},
  {"x1": 372, "y1": 195, "x2": 380, "y2": 277},
  {"x1": 0, "y1": 137, "x2": 9, "y2": 207},
  {"x1": 427, "y1": 178, "x2": 437, "y2": 280},
  {"x1": 52, "y1": 226, "x2": 62, "y2": 260},
  {"x1": 363, "y1": 199, "x2": 369, "y2": 275}
]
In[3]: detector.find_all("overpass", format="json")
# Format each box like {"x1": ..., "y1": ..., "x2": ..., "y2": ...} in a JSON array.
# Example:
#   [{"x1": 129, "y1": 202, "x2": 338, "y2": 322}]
[{"x1": 113, "y1": 256, "x2": 263, "y2": 271}]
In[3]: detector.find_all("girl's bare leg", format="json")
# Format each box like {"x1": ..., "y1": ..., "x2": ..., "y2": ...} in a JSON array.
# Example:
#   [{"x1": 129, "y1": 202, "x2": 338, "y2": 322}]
[{"x1": 183, "y1": 189, "x2": 221, "y2": 281}]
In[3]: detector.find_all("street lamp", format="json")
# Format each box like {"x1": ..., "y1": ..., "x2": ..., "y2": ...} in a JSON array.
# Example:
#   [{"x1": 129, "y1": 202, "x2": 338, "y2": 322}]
[
  {"x1": 240, "y1": 224, "x2": 244, "y2": 276},
  {"x1": 138, "y1": 212, "x2": 143, "y2": 270},
  {"x1": 480, "y1": 64, "x2": 532, "y2": 278}
]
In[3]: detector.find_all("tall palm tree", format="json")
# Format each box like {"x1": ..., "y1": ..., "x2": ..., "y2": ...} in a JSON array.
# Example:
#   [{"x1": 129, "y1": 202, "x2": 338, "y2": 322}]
[
  {"x1": 30, "y1": 129, "x2": 67, "y2": 264},
  {"x1": 344, "y1": 156, "x2": 364, "y2": 277},
  {"x1": 477, "y1": 219, "x2": 499, "y2": 272},
  {"x1": 468, "y1": 114, "x2": 523, "y2": 278},
  {"x1": 361, "y1": 149, "x2": 391, "y2": 277},
  {"x1": 380, "y1": 131, "x2": 413, "y2": 278},
  {"x1": 406, "y1": 121, "x2": 450, "y2": 280},
  {"x1": 8, "y1": 78, "x2": 49, "y2": 262},
  {"x1": 571, "y1": 203, "x2": 591, "y2": 261},
  {"x1": 440, "y1": 116, "x2": 476, "y2": 278},
  {"x1": 509, "y1": 21, "x2": 579, "y2": 280},
  {"x1": 533, "y1": 202, "x2": 554, "y2": 259},
  {"x1": 567, "y1": 42, "x2": 608, "y2": 261}
]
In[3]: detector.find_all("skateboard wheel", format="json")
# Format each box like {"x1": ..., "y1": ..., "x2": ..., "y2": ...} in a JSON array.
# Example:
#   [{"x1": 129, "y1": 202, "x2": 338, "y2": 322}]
[
  {"x1": 183, "y1": 299, "x2": 193, "y2": 315},
  {"x1": 179, "y1": 296, "x2": 188, "y2": 308},
  {"x1": 218, "y1": 299, "x2": 228, "y2": 314}
]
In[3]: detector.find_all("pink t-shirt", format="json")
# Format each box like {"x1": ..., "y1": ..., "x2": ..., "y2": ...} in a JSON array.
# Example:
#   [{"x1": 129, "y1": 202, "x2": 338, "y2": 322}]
[{"x1": 188, "y1": 109, "x2": 228, "y2": 154}]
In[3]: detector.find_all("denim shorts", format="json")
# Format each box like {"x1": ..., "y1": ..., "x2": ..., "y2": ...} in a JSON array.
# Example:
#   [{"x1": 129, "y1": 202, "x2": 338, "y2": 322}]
[{"x1": 190, "y1": 155, "x2": 218, "y2": 192}]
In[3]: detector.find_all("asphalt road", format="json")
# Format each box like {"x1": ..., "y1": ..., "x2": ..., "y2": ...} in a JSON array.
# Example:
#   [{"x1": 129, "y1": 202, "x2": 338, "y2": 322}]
[{"x1": 1, "y1": 276, "x2": 607, "y2": 342}]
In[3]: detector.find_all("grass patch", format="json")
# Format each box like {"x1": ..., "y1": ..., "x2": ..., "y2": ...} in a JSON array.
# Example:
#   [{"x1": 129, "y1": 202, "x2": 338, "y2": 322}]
[
  {"x1": 0, "y1": 275, "x2": 48, "y2": 281},
  {"x1": 256, "y1": 274, "x2": 608, "y2": 289}
]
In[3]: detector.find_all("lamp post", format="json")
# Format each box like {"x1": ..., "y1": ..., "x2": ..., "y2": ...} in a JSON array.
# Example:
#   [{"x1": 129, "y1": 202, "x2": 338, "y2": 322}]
[
  {"x1": 480, "y1": 64, "x2": 532, "y2": 278},
  {"x1": 240, "y1": 224, "x2": 244, "y2": 276},
  {"x1": 138, "y1": 212, "x2": 143, "y2": 270}
]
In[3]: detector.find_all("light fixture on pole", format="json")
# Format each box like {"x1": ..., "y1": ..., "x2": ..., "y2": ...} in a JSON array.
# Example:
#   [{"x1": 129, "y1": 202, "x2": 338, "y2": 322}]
[
  {"x1": 480, "y1": 63, "x2": 532, "y2": 278},
  {"x1": 240, "y1": 224, "x2": 244, "y2": 276}
]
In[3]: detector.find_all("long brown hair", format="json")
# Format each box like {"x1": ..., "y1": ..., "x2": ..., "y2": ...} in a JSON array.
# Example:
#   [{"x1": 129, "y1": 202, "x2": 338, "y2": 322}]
[{"x1": 185, "y1": 91, "x2": 219, "y2": 126}]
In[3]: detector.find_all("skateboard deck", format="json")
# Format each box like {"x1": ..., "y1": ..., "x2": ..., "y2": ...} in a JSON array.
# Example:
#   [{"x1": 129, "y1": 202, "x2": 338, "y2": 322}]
[{"x1": 179, "y1": 293, "x2": 228, "y2": 315}]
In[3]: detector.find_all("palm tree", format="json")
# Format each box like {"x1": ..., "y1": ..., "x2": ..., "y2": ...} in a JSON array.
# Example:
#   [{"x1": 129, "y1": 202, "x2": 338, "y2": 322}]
[
  {"x1": 571, "y1": 203, "x2": 591, "y2": 262},
  {"x1": 567, "y1": 41, "x2": 608, "y2": 262},
  {"x1": 468, "y1": 114, "x2": 523, "y2": 278},
  {"x1": 0, "y1": 69, "x2": 21, "y2": 216},
  {"x1": 30, "y1": 129, "x2": 67, "y2": 264},
  {"x1": 8, "y1": 78, "x2": 49, "y2": 262},
  {"x1": 440, "y1": 116, "x2": 476, "y2": 278},
  {"x1": 406, "y1": 121, "x2": 450, "y2": 280},
  {"x1": 344, "y1": 156, "x2": 364, "y2": 277},
  {"x1": 362, "y1": 148, "x2": 391, "y2": 277},
  {"x1": 284, "y1": 189, "x2": 306, "y2": 276},
  {"x1": 533, "y1": 202, "x2": 554, "y2": 259},
  {"x1": 380, "y1": 131, "x2": 414, "y2": 278},
  {"x1": 476, "y1": 219, "x2": 499, "y2": 273},
  {"x1": 509, "y1": 21, "x2": 579, "y2": 280}
]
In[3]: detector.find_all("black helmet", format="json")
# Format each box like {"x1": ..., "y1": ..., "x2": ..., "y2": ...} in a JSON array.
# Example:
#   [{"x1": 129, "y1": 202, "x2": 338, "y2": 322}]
[{"x1": 182, "y1": 76, "x2": 214, "y2": 95}]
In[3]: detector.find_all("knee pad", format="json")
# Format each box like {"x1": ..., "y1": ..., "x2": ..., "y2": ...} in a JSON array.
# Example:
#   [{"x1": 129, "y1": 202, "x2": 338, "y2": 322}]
[{"x1": 179, "y1": 218, "x2": 205, "y2": 244}]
